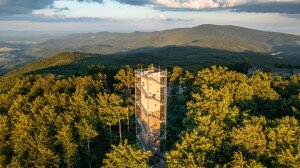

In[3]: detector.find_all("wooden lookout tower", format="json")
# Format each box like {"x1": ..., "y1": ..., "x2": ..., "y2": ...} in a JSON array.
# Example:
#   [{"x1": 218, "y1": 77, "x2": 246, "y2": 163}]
[{"x1": 135, "y1": 68, "x2": 167, "y2": 155}]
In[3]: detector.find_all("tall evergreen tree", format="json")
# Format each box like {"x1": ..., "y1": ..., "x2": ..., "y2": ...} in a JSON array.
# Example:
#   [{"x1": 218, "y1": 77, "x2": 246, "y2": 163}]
[
  {"x1": 97, "y1": 93, "x2": 127, "y2": 142},
  {"x1": 102, "y1": 139, "x2": 152, "y2": 168},
  {"x1": 76, "y1": 119, "x2": 98, "y2": 168},
  {"x1": 114, "y1": 65, "x2": 135, "y2": 134}
]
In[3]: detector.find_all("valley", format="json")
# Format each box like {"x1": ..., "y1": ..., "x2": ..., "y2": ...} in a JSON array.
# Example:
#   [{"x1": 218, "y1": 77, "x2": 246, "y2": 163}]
[{"x1": 0, "y1": 42, "x2": 35, "y2": 75}]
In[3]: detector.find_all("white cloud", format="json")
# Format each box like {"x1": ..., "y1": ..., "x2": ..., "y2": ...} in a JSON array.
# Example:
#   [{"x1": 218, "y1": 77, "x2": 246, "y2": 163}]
[
  {"x1": 152, "y1": 0, "x2": 300, "y2": 9},
  {"x1": 154, "y1": 0, "x2": 219, "y2": 9}
]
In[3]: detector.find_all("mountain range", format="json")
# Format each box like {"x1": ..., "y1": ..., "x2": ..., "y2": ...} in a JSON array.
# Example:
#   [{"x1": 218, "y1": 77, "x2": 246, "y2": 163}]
[
  {"x1": 32, "y1": 24, "x2": 300, "y2": 57},
  {"x1": 1, "y1": 24, "x2": 300, "y2": 78}
]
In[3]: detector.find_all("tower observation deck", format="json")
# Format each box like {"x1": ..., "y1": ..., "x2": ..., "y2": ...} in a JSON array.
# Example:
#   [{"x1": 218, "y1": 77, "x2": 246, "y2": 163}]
[{"x1": 135, "y1": 68, "x2": 167, "y2": 155}]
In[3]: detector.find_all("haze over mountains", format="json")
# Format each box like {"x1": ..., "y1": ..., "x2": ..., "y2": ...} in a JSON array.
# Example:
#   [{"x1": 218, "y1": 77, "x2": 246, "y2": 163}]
[
  {"x1": 1, "y1": 24, "x2": 300, "y2": 76},
  {"x1": 34, "y1": 24, "x2": 300, "y2": 55}
]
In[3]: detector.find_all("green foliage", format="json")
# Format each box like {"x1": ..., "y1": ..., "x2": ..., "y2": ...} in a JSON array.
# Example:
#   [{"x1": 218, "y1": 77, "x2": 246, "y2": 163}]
[
  {"x1": 0, "y1": 71, "x2": 136, "y2": 167},
  {"x1": 0, "y1": 115, "x2": 8, "y2": 166},
  {"x1": 166, "y1": 128, "x2": 215, "y2": 167},
  {"x1": 97, "y1": 93, "x2": 128, "y2": 141},
  {"x1": 114, "y1": 65, "x2": 135, "y2": 94},
  {"x1": 103, "y1": 139, "x2": 152, "y2": 168},
  {"x1": 231, "y1": 117, "x2": 268, "y2": 156},
  {"x1": 56, "y1": 125, "x2": 78, "y2": 168},
  {"x1": 167, "y1": 66, "x2": 195, "y2": 149},
  {"x1": 167, "y1": 66, "x2": 300, "y2": 167},
  {"x1": 0, "y1": 64, "x2": 299, "y2": 168},
  {"x1": 114, "y1": 65, "x2": 135, "y2": 136},
  {"x1": 227, "y1": 151, "x2": 265, "y2": 168},
  {"x1": 97, "y1": 93, "x2": 120, "y2": 127}
]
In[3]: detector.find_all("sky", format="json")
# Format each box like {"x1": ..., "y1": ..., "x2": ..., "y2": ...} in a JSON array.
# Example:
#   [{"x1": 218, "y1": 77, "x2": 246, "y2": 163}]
[{"x1": 0, "y1": 0, "x2": 299, "y2": 34}]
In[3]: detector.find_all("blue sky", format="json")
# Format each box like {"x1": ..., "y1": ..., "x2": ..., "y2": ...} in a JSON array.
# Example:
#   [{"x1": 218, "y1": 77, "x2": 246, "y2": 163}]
[{"x1": 0, "y1": 0, "x2": 299, "y2": 34}]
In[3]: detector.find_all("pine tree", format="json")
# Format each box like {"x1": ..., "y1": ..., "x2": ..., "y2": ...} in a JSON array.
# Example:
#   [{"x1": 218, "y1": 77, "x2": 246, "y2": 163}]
[
  {"x1": 56, "y1": 125, "x2": 78, "y2": 168},
  {"x1": 97, "y1": 93, "x2": 127, "y2": 142},
  {"x1": 102, "y1": 139, "x2": 152, "y2": 168},
  {"x1": 0, "y1": 115, "x2": 8, "y2": 166},
  {"x1": 114, "y1": 65, "x2": 135, "y2": 135},
  {"x1": 76, "y1": 119, "x2": 98, "y2": 168}
]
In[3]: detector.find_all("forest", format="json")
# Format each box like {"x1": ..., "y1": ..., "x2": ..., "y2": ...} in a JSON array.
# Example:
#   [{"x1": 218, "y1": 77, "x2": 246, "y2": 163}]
[{"x1": 0, "y1": 65, "x2": 299, "y2": 167}]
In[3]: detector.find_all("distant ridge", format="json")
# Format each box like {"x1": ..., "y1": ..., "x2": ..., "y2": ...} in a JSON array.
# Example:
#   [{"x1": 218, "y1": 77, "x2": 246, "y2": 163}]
[
  {"x1": 1, "y1": 24, "x2": 300, "y2": 79},
  {"x1": 32, "y1": 24, "x2": 300, "y2": 60}
]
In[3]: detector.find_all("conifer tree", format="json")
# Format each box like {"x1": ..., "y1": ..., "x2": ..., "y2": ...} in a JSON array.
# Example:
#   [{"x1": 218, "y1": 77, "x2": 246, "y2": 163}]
[
  {"x1": 114, "y1": 65, "x2": 135, "y2": 134},
  {"x1": 102, "y1": 139, "x2": 152, "y2": 168},
  {"x1": 56, "y1": 125, "x2": 78, "y2": 168},
  {"x1": 170, "y1": 66, "x2": 183, "y2": 110},
  {"x1": 76, "y1": 119, "x2": 98, "y2": 168},
  {"x1": 97, "y1": 93, "x2": 127, "y2": 142},
  {"x1": 0, "y1": 115, "x2": 8, "y2": 166}
]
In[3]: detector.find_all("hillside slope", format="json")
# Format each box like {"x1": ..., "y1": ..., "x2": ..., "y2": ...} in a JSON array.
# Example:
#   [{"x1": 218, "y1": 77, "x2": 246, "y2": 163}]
[
  {"x1": 33, "y1": 24, "x2": 300, "y2": 57},
  {"x1": 0, "y1": 47, "x2": 285, "y2": 84},
  {"x1": 0, "y1": 52, "x2": 93, "y2": 82},
  {"x1": 1, "y1": 24, "x2": 300, "y2": 78}
]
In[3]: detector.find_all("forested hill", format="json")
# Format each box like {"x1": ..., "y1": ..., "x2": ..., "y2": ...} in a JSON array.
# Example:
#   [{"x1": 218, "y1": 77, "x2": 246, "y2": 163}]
[
  {"x1": 0, "y1": 49, "x2": 293, "y2": 85},
  {"x1": 1, "y1": 25, "x2": 300, "y2": 76},
  {"x1": 0, "y1": 65, "x2": 299, "y2": 167},
  {"x1": 0, "y1": 51, "x2": 248, "y2": 88},
  {"x1": 35, "y1": 24, "x2": 300, "y2": 55},
  {"x1": 31, "y1": 24, "x2": 300, "y2": 65}
]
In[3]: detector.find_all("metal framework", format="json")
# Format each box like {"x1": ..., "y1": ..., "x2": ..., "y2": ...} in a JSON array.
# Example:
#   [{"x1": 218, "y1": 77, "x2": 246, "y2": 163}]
[{"x1": 135, "y1": 68, "x2": 167, "y2": 155}]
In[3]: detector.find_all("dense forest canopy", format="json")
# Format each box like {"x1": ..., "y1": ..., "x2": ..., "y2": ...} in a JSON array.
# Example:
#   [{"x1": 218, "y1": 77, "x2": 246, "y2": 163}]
[
  {"x1": 166, "y1": 66, "x2": 300, "y2": 167},
  {"x1": 0, "y1": 65, "x2": 299, "y2": 167}
]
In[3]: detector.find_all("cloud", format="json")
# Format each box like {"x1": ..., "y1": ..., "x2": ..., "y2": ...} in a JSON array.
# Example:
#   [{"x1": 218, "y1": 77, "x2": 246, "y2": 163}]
[
  {"x1": 153, "y1": 0, "x2": 219, "y2": 9},
  {"x1": 114, "y1": 0, "x2": 300, "y2": 14},
  {"x1": 285, "y1": 14, "x2": 300, "y2": 19},
  {"x1": 49, "y1": 5, "x2": 70, "y2": 12},
  {"x1": 0, "y1": 0, "x2": 299, "y2": 21},
  {"x1": 113, "y1": 0, "x2": 150, "y2": 5},
  {"x1": 0, "y1": 0, "x2": 103, "y2": 16},
  {"x1": 163, "y1": 18, "x2": 193, "y2": 21},
  {"x1": 74, "y1": 0, "x2": 103, "y2": 3},
  {"x1": 231, "y1": 2, "x2": 300, "y2": 14},
  {"x1": 0, "y1": 0, "x2": 55, "y2": 16},
  {"x1": 0, "y1": 13, "x2": 110, "y2": 23},
  {"x1": 150, "y1": 14, "x2": 192, "y2": 21},
  {"x1": 152, "y1": 0, "x2": 300, "y2": 9}
]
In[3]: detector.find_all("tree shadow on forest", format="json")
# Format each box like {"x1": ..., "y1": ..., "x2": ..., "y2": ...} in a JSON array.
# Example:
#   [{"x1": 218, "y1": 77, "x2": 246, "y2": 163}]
[
  {"x1": 28, "y1": 45, "x2": 281, "y2": 77},
  {"x1": 236, "y1": 96, "x2": 299, "y2": 121},
  {"x1": 0, "y1": 65, "x2": 9, "y2": 76}
]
